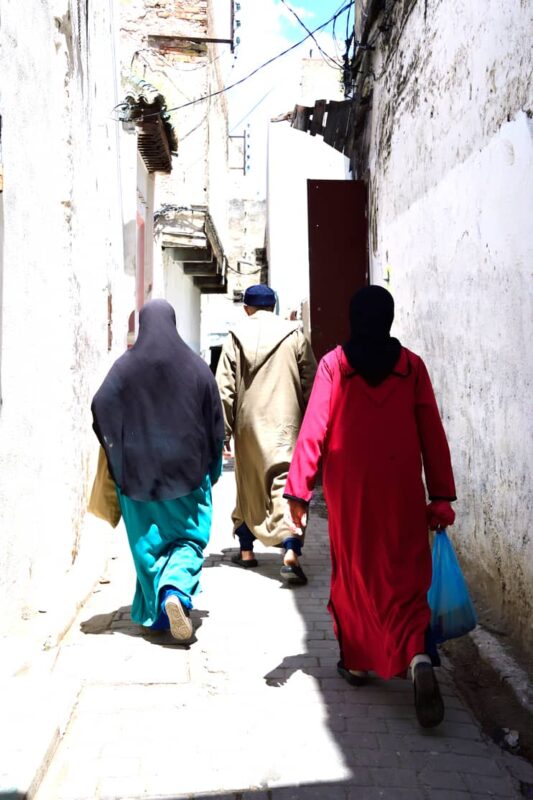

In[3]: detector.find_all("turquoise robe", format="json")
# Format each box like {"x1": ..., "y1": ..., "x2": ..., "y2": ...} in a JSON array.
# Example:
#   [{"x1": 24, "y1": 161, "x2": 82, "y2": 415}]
[{"x1": 117, "y1": 470, "x2": 216, "y2": 628}]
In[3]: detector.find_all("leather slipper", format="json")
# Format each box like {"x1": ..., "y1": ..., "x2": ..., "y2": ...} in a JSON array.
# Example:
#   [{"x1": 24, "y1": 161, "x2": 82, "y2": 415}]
[
  {"x1": 280, "y1": 564, "x2": 308, "y2": 585},
  {"x1": 231, "y1": 553, "x2": 258, "y2": 568}
]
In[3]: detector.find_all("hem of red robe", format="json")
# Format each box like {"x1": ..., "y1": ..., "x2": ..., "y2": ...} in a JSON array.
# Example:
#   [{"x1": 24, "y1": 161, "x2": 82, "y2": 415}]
[{"x1": 329, "y1": 600, "x2": 432, "y2": 681}]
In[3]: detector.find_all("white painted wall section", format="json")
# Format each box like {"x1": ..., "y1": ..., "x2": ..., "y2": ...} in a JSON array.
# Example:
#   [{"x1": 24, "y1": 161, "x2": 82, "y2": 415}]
[
  {"x1": 267, "y1": 124, "x2": 349, "y2": 319},
  {"x1": 0, "y1": 1, "x2": 133, "y2": 664},
  {"x1": 164, "y1": 253, "x2": 202, "y2": 353}
]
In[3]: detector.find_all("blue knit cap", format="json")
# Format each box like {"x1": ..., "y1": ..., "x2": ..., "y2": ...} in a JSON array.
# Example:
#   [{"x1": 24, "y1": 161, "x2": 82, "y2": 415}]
[{"x1": 243, "y1": 284, "x2": 276, "y2": 307}]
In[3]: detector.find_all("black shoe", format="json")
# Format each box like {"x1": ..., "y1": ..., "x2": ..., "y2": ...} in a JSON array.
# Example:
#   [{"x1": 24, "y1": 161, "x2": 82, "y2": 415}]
[
  {"x1": 280, "y1": 564, "x2": 308, "y2": 585},
  {"x1": 413, "y1": 662, "x2": 445, "y2": 728},
  {"x1": 231, "y1": 553, "x2": 258, "y2": 568},
  {"x1": 337, "y1": 661, "x2": 368, "y2": 686}
]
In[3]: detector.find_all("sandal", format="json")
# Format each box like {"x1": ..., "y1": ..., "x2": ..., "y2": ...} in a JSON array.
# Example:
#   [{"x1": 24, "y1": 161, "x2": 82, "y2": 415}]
[{"x1": 413, "y1": 662, "x2": 445, "y2": 728}]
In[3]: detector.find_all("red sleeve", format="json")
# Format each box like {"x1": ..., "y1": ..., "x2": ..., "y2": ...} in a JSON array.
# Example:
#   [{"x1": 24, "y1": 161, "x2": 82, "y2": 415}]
[
  {"x1": 284, "y1": 354, "x2": 334, "y2": 503},
  {"x1": 414, "y1": 356, "x2": 457, "y2": 501}
]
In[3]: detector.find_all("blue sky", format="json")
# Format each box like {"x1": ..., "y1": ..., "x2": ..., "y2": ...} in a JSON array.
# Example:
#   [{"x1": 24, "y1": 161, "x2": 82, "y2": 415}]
[{"x1": 278, "y1": 0, "x2": 354, "y2": 44}]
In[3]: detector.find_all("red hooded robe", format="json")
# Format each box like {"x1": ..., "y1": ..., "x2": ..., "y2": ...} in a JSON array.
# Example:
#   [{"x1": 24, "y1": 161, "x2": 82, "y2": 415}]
[{"x1": 285, "y1": 345, "x2": 456, "y2": 679}]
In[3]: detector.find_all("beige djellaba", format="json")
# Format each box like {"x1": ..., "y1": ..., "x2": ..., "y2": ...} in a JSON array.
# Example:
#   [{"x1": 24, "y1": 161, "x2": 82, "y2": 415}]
[{"x1": 216, "y1": 310, "x2": 317, "y2": 546}]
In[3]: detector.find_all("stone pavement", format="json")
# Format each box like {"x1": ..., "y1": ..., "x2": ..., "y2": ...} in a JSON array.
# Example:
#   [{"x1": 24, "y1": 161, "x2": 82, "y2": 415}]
[{"x1": 25, "y1": 466, "x2": 531, "y2": 799}]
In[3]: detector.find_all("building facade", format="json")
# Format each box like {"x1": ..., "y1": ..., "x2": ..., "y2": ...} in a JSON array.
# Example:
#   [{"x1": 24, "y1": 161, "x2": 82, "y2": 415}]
[
  {"x1": 266, "y1": 58, "x2": 350, "y2": 324},
  {"x1": 0, "y1": 0, "x2": 133, "y2": 666},
  {"x1": 119, "y1": 0, "x2": 233, "y2": 353}
]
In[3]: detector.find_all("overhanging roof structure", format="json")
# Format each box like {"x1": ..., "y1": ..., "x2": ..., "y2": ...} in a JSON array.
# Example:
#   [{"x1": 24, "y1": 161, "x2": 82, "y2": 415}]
[
  {"x1": 157, "y1": 205, "x2": 228, "y2": 295},
  {"x1": 119, "y1": 80, "x2": 178, "y2": 174}
]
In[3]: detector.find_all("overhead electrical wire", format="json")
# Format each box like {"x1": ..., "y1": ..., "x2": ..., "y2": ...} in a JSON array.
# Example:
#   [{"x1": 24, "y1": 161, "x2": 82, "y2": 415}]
[
  {"x1": 346, "y1": 0, "x2": 353, "y2": 39},
  {"x1": 118, "y1": 2, "x2": 353, "y2": 121},
  {"x1": 332, "y1": 0, "x2": 354, "y2": 73},
  {"x1": 279, "y1": 0, "x2": 344, "y2": 71},
  {"x1": 229, "y1": 87, "x2": 275, "y2": 133},
  {"x1": 131, "y1": 45, "x2": 228, "y2": 75},
  {"x1": 331, "y1": 9, "x2": 344, "y2": 61}
]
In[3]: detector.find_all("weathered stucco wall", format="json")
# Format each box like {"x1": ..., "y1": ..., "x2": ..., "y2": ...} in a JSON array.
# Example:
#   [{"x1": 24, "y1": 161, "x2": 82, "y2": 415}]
[
  {"x1": 0, "y1": 0, "x2": 133, "y2": 662},
  {"x1": 120, "y1": 0, "x2": 230, "y2": 347},
  {"x1": 163, "y1": 250, "x2": 202, "y2": 352},
  {"x1": 362, "y1": 0, "x2": 533, "y2": 655},
  {"x1": 267, "y1": 124, "x2": 349, "y2": 319}
]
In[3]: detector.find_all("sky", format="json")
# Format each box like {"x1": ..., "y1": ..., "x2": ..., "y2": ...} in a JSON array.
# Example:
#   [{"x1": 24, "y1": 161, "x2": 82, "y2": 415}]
[
  {"x1": 277, "y1": 0, "x2": 353, "y2": 44},
  {"x1": 213, "y1": 0, "x2": 354, "y2": 194}
]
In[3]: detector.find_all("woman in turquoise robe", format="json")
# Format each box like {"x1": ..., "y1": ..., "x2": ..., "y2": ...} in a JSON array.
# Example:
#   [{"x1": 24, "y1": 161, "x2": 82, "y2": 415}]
[{"x1": 92, "y1": 300, "x2": 224, "y2": 641}]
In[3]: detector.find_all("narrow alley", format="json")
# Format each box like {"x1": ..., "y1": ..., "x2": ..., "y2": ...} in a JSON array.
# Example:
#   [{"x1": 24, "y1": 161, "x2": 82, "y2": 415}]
[
  {"x1": 21, "y1": 465, "x2": 528, "y2": 800},
  {"x1": 1, "y1": 1, "x2": 532, "y2": 799}
]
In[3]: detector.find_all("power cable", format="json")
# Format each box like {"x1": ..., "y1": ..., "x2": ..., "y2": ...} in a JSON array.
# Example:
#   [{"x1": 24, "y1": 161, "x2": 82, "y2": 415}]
[
  {"x1": 131, "y1": 45, "x2": 228, "y2": 74},
  {"x1": 120, "y1": 2, "x2": 353, "y2": 121},
  {"x1": 346, "y1": 0, "x2": 353, "y2": 39},
  {"x1": 279, "y1": 0, "x2": 344, "y2": 71},
  {"x1": 229, "y1": 87, "x2": 274, "y2": 133}
]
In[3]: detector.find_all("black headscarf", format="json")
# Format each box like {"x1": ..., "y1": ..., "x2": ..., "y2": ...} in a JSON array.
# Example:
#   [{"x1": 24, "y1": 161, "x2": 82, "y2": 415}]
[
  {"x1": 342, "y1": 286, "x2": 402, "y2": 386},
  {"x1": 91, "y1": 299, "x2": 224, "y2": 502}
]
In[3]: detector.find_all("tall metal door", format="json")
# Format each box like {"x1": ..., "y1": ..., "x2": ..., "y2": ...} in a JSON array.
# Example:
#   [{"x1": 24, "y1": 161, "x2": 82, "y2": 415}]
[{"x1": 307, "y1": 179, "x2": 368, "y2": 361}]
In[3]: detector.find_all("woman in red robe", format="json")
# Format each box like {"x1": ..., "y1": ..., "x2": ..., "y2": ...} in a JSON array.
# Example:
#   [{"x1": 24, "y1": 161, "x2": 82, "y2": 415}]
[{"x1": 284, "y1": 286, "x2": 456, "y2": 728}]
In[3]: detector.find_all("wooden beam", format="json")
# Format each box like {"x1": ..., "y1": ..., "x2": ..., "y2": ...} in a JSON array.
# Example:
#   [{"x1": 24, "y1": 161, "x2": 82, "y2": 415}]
[{"x1": 310, "y1": 99, "x2": 327, "y2": 137}]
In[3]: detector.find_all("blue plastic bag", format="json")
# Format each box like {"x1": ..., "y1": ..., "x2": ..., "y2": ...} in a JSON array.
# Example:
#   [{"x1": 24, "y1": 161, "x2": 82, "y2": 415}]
[{"x1": 427, "y1": 529, "x2": 477, "y2": 643}]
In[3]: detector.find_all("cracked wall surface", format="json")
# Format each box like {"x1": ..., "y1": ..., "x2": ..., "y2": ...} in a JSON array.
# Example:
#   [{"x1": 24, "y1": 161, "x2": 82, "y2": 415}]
[
  {"x1": 360, "y1": 0, "x2": 533, "y2": 656},
  {"x1": 0, "y1": 0, "x2": 133, "y2": 656}
]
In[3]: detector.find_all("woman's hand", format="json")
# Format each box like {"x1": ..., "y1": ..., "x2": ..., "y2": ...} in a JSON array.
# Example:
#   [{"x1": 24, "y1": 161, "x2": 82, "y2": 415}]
[
  {"x1": 427, "y1": 500, "x2": 455, "y2": 530},
  {"x1": 286, "y1": 498, "x2": 308, "y2": 531}
]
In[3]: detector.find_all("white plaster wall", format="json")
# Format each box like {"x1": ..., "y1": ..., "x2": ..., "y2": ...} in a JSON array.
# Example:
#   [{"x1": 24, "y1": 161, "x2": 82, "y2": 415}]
[
  {"x1": 267, "y1": 124, "x2": 350, "y2": 318},
  {"x1": 0, "y1": 0, "x2": 132, "y2": 659},
  {"x1": 164, "y1": 253, "x2": 202, "y2": 353},
  {"x1": 364, "y1": 0, "x2": 533, "y2": 654}
]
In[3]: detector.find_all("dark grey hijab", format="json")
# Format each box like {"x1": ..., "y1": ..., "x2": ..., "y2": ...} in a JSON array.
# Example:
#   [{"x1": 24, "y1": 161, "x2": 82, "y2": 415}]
[{"x1": 91, "y1": 299, "x2": 224, "y2": 501}]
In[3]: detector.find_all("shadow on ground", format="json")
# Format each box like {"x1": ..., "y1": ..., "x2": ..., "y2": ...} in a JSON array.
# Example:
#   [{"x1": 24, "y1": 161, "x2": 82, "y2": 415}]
[
  {"x1": 80, "y1": 605, "x2": 209, "y2": 649},
  {"x1": 70, "y1": 470, "x2": 528, "y2": 800}
]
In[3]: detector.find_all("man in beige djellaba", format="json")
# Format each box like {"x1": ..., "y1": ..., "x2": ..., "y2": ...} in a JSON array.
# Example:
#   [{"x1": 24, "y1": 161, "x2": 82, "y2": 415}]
[{"x1": 216, "y1": 284, "x2": 317, "y2": 585}]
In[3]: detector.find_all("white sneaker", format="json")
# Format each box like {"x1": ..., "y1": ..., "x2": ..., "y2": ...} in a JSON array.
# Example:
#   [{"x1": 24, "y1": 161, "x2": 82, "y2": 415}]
[{"x1": 164, "y1": 595, "x2": 193, "y2": 642}]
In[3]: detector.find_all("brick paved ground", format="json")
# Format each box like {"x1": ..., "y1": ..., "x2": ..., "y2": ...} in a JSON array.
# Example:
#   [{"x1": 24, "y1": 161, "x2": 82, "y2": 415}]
[{"x1": 31, "y1": 467, "x2": 529, "y2": 800}]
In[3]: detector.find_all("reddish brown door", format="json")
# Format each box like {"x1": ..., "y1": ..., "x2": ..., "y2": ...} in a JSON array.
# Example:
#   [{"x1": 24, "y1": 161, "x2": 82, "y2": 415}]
[{"x1": 307, "y1": 179, "x2": 368, "y2": 361}]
